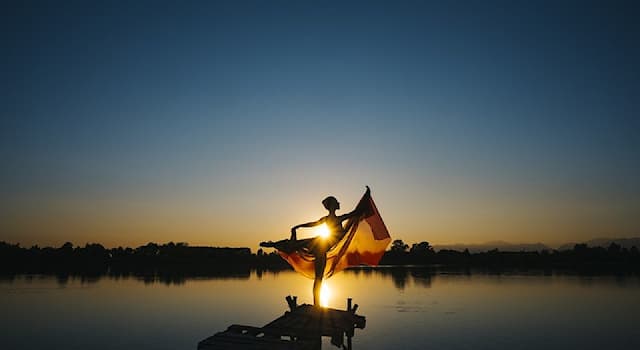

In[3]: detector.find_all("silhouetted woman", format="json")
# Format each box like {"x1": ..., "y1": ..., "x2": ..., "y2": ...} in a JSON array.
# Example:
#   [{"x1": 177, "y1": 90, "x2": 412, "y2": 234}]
[{"x1": 290, "y1": 190, "x2": 367, "y2": 306}]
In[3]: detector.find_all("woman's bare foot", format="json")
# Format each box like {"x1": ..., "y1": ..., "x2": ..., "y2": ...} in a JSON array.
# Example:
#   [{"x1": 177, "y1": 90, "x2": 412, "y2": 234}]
[{"x1": 259, "y1": 241, "x2": 275, "y2": 247}]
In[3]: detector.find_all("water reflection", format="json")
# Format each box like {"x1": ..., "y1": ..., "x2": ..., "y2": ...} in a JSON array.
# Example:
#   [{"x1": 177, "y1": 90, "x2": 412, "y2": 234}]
[
  {"x1": 2, "y1": 266, "x2": 639, "y2": 289},
  {"x1": 2, "y1": 268, "x2": 640, "y2": 350},
  {"x1": 4, "y1": 270, "x2": 253, "y2": 286},
  {"x1": 320, "y1": 283, "x2": 332, "y2": 307}
]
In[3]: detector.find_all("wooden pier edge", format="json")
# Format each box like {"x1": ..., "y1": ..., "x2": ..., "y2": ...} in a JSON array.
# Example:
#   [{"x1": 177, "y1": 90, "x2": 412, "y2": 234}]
[{"x1": 198, "y1": 296, "x2": 366, "y2": 350}]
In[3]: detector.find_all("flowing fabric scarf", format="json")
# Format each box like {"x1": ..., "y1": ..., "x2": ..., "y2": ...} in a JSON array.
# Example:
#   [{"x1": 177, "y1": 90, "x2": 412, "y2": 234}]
[{"x1": 275, "y1": 191, "x2": 391, "y2": 279}]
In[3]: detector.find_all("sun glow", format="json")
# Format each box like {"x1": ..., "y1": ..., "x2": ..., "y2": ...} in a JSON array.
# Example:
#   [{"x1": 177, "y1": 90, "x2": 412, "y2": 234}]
[
  {"x1": 316, "y1": 223, "x2": 330, "y2": 239},
  {"x1": 320, "y1": 283, "x2": 332, "y2": 307}
]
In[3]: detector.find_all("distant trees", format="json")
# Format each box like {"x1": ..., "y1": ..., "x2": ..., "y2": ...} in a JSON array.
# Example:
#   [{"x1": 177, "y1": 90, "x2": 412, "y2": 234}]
[
  {"x1": 0, "y1": 241, "x2": 282, "y2": 278},
  {"x1": 410, "y1": 241, "x2": 434, "y2": 254},
  {"x1": 408, "y1": 241, "x2": 435, "y2": 265},
  {"x1": 383, "y1": 240, "x2": 435, "y2": 265},
  {"x1": 1, "y1": 239, "x2": 639, "y2": 277},
  {"x1": 391, "y1": 240, "x2": 409, "y2": 253},
  {"x1": 380, "y1": 238, "x2": 640, "y2": 271}
]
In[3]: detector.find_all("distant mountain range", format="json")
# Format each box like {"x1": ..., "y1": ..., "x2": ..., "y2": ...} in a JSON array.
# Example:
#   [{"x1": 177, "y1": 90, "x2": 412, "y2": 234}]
[
  {"x1": 433, "y1": 241, "x2": 550, "y2": 253},
  {"x1": 433, "y1": 237, "x2": 640, "y2": 253},
  {"x1": 556, "y1": 237, "x2": 640, "y2": 251}
]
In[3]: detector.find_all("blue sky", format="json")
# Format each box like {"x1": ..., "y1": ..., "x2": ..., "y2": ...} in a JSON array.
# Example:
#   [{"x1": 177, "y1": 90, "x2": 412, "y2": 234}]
[{"x1": 1, "y1": 1, "x2": 638, "y2": 248}]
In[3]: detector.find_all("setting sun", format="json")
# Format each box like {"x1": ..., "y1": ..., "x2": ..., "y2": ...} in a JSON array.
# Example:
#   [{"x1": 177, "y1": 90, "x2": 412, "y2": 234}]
[{"x1": 315, "y1": 223, "x2": 330, "y2": 239}]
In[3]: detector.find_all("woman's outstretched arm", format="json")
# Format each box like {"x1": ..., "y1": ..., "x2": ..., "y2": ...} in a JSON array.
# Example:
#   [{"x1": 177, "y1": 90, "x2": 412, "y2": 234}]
[
  {"x1": 339, "y1": 186, "x2": 371, "y2": 222},
  {"x1": 290, "y1": 217, "x2": 325, "y2": 240},
  {"x1": 339, "y1": 209, "x2": 362, "y2": 222}
]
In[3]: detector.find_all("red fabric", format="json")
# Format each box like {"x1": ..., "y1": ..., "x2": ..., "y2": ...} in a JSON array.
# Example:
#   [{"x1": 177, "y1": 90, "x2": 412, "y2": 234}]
[{"x1": 278, "y1": 192, "x2": 391, "y2": 279}]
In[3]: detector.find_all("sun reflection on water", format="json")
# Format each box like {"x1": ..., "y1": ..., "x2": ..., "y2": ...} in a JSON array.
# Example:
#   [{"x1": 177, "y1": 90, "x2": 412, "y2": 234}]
[{"x1": 320, "y1": 282, "x2": 332, "y2": 307}]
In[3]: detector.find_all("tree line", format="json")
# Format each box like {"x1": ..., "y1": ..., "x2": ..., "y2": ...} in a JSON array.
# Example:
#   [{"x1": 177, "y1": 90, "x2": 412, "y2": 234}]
[
  {"x1": 381, "y1": 239, "x2": 640, "y2": 272},
  {"x1": 1, "y1": 239, "x2": 639, "y2": 276},
  {"x1": 0, "y1": 241, "x2": 288, "y2": 276}
]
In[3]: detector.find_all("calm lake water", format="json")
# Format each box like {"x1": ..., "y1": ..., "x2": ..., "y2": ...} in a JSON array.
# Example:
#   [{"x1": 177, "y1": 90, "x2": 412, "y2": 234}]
[{"x1": 2, "y1": 268, "x2": 639, "y2": 350}]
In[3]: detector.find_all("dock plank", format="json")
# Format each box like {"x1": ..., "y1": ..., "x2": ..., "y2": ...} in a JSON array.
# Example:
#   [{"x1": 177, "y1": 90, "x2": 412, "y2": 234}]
[{"x1": 197, "y1": 297, "x2": 365, "y2": 350}]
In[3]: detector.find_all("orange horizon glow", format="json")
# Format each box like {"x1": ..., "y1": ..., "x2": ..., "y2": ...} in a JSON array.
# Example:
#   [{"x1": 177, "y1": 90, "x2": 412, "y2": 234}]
[{"x1": 2, "y1": 186, "x2": 639, "y2": 249}]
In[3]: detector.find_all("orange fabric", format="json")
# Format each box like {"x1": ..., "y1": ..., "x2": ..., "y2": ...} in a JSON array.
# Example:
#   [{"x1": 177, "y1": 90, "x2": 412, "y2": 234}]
[{"x1": 278, "y1": 192, "x2": 391, "y2": 279}]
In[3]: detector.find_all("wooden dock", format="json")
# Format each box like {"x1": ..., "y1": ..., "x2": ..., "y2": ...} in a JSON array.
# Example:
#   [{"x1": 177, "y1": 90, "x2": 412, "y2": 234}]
[{"x1": 198, "y1": 296, "x2": 366, "y2": 350}]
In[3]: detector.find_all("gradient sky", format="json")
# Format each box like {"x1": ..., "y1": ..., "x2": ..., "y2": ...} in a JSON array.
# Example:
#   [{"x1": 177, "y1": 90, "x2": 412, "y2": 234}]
[{"x1": 1, "y1": 0, "x2": 639, "y2": 249}]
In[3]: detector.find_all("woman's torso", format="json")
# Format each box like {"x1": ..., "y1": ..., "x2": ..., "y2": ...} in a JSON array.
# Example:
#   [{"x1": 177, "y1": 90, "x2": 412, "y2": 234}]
[{"x1": 324, "y1": 215, "x2": 345, "y2": 240}]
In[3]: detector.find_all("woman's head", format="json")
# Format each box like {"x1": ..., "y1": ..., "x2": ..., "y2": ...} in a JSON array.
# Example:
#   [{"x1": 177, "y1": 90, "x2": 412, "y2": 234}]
[{"x1": 322, "y1": 196, "x2": 340, "y2": 211}]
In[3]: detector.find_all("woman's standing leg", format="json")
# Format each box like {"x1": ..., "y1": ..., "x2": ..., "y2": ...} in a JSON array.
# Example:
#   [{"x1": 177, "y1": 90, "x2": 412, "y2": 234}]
[{"x1": 313, "y1": 252, "x2": 327, "y2": 306}]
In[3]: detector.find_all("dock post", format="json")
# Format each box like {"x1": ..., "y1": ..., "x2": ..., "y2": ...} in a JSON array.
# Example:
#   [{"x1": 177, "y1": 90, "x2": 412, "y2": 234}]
[
  {"x1": 285, "y1": 295, "x2": 298, "y2": 311},
  {"x1": 347, "y1": 299, "x2": 354, "y2": 350}
]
